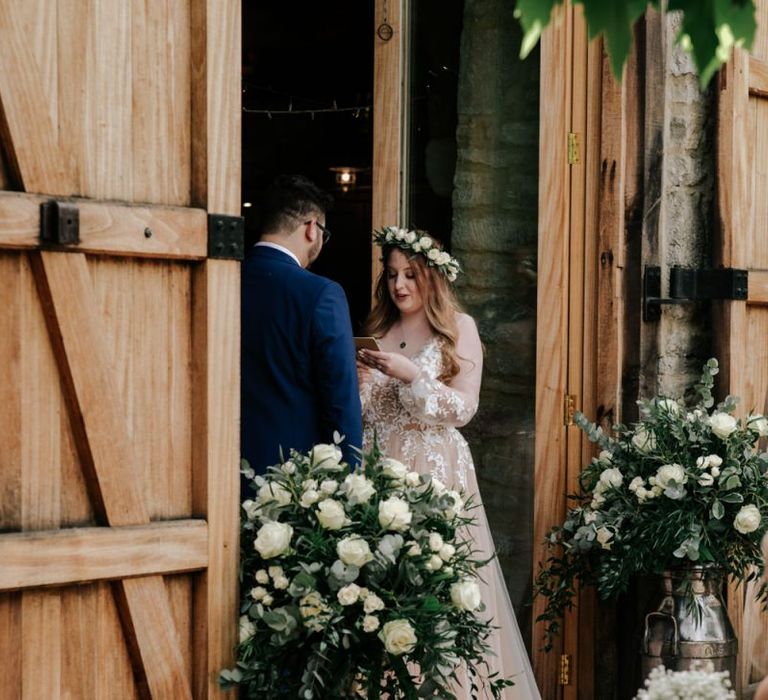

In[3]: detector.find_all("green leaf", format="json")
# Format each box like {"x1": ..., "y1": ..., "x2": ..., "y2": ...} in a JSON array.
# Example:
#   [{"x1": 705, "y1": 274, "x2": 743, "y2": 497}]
[
  {"x1": 711, "y1": 500, "x2": 725, "y2": 520},
  {"x1": 514, "y1": 0, "x2": 564, "y2": 58},
  {"x1": 720, "y1": 491, "x2": 744, "y2": 504}
]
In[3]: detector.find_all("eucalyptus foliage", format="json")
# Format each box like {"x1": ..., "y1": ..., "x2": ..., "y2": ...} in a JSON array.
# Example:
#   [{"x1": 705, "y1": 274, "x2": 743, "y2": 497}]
[
  {"x1": 534, "y1": 359, "x2": 768, "y2": 650},
  {"x1": 514, "y1": 0, "x2": 757, "y2": 86},
  {"x1": 221, "y1": 440, "x2": 514, "y2": 698}
]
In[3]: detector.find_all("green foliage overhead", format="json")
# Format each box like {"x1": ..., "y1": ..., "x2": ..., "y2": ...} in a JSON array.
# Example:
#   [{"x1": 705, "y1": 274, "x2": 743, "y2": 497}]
[{"x1": 514, "y1": 0, "x2": 757, "y2": 86}]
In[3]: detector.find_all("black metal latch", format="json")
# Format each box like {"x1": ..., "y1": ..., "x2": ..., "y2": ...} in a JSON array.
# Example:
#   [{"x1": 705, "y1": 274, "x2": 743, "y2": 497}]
[
  {"x1": 643, "y1": 266, "x2": 748, "y2": 321},
  {"x1": 208, "y1": 213, "x2": 244, "y2": 260},
  {"x1": 40, "y1": 200, "x2": 80, "y2": 245}
]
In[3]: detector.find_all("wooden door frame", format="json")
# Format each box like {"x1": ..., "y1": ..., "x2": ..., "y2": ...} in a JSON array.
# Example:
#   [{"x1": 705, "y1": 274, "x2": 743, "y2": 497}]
[{"x1": 372, "y1": 2, "x2": 609, "y2": 697}]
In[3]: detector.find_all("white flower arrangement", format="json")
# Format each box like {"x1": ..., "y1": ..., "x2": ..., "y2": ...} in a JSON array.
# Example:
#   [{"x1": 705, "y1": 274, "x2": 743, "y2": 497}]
[
  {"x1": 373, "y1": 226, "x2": 462, "y2": 282},
  {"x1": 634, "y1": 663, "x2": 735, "y2": 699},
  {"x1": 221, "y1": 439, "x2": 514, "y2": 699},
  {"x1": 535, "y1": 359, "x2": 768, "y2": 649}
]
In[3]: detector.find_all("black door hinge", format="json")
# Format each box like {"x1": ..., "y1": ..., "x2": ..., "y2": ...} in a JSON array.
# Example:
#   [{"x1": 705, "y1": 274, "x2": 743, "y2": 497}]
[
  {"x1": 40, "y1": 200, "x2": 80, "y2": 246},
  {"x1": 208, "y1": 213, "x2": 244, "y2": 260},
  {"x1": 643, "y1": 265, "x2": 748, "y2": 322}
]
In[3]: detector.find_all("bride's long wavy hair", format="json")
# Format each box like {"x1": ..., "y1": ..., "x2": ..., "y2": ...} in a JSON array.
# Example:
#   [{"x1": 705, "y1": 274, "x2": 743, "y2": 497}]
[{"x1": 363, "y1": 243, "x2": 464, "y2": 383}]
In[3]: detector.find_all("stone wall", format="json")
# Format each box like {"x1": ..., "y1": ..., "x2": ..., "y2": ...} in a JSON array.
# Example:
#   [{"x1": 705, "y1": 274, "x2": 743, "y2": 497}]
[
  {"x1": 639, "y1": 10, "x2": 715, "y2": 404},
  {"x1": 452, "y1": 0, "x2": 540, "y2": 638}
]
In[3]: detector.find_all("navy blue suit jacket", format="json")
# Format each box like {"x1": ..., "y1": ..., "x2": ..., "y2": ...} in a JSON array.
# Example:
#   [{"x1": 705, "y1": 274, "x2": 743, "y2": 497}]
[{"x1": 241, "y1": 245, "x2": 363, "y2": 479}]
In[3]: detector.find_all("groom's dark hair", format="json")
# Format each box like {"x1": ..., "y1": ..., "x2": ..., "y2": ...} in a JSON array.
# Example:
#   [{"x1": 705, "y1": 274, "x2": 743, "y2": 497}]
[{"x1": 259, "y1": 174, "x2": 333, "y2": 236}]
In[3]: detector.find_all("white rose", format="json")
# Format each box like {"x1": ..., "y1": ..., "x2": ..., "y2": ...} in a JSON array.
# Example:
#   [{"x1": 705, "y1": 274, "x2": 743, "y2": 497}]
[
  {"x1": 316, "y1": 499, "x2": 347, "y2": 530},
  {"x1": 255, "y1": 569, "x2": 269, "y2": 584},
  {"x1": 378, "y1": 496, "x2": 413, "y2": 532},
  {"x1": 425, "y1": 554, "x2": 443, "y2": 571},
  {"x1": 439, "y1": 543, "x2": 456, "y2": 561},
  {"x1": 302, "y1": 479, "x2": 318, "y2": 491},
  {"x1": 405, "y1": 471, "x2": 421, "y2": 487},
  {"x1": 405, "y1": 230, "x2": 417, "y2": 244},
  {"x1": 250, "y1": 586, "x2": 268, "y2": 601},
  {"x1": 751, "y1": 414, "x2": 768, "y2": 437},
  {"x1": 427, "y1": 248, "x2": 440, "y2": 261},
  {"x1": 363, "y1": 594, "x2": 385, "y2": 613},
  {"x1": 312, "y1": 443, "x2": 344, "y2": 469},
  {"x1": 254, "y1": 521, "x2": 293, "y2": 559},
  {"x1": 709, "y1": 412, "x2": 738, "y2": 439},
  {"x1": 300, "y1": 489, "x2": 320, "y2": 508},
  {"x1": 382, "y1": 458, "x2": 408, "y2": 482},
  {"x1": 379, "y1": 619, "x2": 417, "y2": 656},
  {"x1": 385, "y1": 229, "x2": 395, "y2": 242},
  {"x1": 599, "y1": 467, "x2": 623, "y2": 489},
  {"x1": 344, "y1": 473, "x2": 376, "y2": 505},
  {"x1": 419, "y1": 236, "x2": 433, "y2": 250},
  {"x1": 239, "y1": 615, "x2": 256, "y2": 643},
  {"x1": 450, "y1": 580, "x2": 482, "y2": 611},
  {"x1": 261, "y1": 594, "x2": 274, "y2": 607},
  {"x1": 596, "y1": 527, "x2": 614, "y2": 550},
  {"x1": 734, "y1": 504, "x2": 762, "y2": 534},
  {"x1": 584, "y1": 510, "x2": 598, "y2": 524},
  {"x1": 711, "y1": 466, "x2": 721, "y2": 478},
  {"x1": 281, "y1": 460, "x2": 297, "y2": 475},
  {"x1": 258, "y1": 482, "x2": 292, "y2": 507},
  {"x1": 406, "y1": 541, "x2": 422, "y2": 557},
  {"x1": 628, "y1": 476, "x2": 644, "y2": 493},
  {"x1": 411, "y1": 240, "x2": 422, "y2": 253},
  {"x1": 337, "y1": 583, "x2": 362, "y2": 606},
  {"x1": 362, "y1": 615, "x2": 380, "y2": 633},
  {"x1": 337, "y1": 535, "x2": 374, "y2": 567},
  {"x1": 242, "y1": 499, "x2": 259, "y2": 521},
  {"x1": 267, "y1": 566, "x2": 283, "y2": 578},
  {"x1": 430, "y1": 478, "x2": 447, "y2": 496},
  {"x1": 273, "y1": 576, "x2": 290, "y2": 590},
  {"x1": 428, "y1": 532, "x2": 444, "y2": 552},
  {"x1": 437, "y1": 252, "x2": 451, "y2": 265},
  {"x1": 655, "y1": 463, "x2": 688, "y2": 489},
  {"x1": 394, "y1": 228, "x2": 406, "y2": 241},
  {"x1": 598, "y1": 450, "x2": 614, "y2": 463},
  {"x1": 708, "y1": 454, "x2": 723, "y2": 468},
  {"x1": 632, "y1": 426, "x2": 657, "y2": 453},
  {"x1": 698, "y1": 472, "x2": 715, "y2": 487},
  {"x1": 320, "y1": 479, "x2": 339, "y2": 495}
]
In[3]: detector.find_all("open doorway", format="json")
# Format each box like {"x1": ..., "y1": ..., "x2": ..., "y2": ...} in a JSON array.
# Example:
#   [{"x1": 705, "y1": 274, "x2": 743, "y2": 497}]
[{"x1": 242, "y1": 0, "x2": 375, "y2": 331}]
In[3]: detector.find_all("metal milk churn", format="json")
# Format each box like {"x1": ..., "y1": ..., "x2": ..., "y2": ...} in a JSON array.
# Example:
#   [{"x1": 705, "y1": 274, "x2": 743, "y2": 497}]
[{"x1": 640, "y1": 567, "x2": 737, "y2": 682}]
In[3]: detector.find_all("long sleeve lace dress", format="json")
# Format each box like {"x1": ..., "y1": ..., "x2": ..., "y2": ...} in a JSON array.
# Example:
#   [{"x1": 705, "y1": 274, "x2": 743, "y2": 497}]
[{"x1": 360, "y1": 313, "x2": 541, "y2": 699}]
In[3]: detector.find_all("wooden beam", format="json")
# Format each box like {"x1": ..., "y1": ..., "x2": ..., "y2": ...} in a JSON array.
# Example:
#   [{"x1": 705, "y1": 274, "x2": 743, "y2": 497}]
[
  {"x1": 0, "y1": 3, "x2": 72, "y2": 195},
  {"x1": 748, "y1": 270, "x2": 768, "y2": 304},
  {"x1": 748, "y1": 56, "x2": 768, "y2": 97},
  {"x1": 0, "y1": 191, "x2": 207, "y2": 259},
  {"x1": 191, "y1": 261, "x2": 240, "y2": 700},
  {"x1": 30, "y1": 250, "x2": 192, "y2": 699},
  {"x1": 371, "y1": 0, "x2": 404, "y2": 291},
  {"x1": 533, "y1": 4, "x2": 572, "y2": 696},
  {"x1": 0, "y1": 521, "x2": 208, "y2": 591}
]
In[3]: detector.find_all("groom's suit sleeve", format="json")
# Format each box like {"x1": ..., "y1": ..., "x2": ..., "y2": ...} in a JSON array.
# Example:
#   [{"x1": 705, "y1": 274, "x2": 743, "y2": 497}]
[{"x1": 310, "y1": 281, "x2": 363, "y2": 465}]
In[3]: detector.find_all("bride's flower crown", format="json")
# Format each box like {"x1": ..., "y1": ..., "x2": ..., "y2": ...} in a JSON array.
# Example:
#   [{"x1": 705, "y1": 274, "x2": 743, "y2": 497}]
[{"x1": 373, "y1": 226, "x2": 462, "y2": 282}]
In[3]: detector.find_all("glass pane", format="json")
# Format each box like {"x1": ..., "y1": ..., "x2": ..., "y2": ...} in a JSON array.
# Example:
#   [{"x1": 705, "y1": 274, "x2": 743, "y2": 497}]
[{"x1": 406, "y1": 0, "x2": 540, "y2": 647}]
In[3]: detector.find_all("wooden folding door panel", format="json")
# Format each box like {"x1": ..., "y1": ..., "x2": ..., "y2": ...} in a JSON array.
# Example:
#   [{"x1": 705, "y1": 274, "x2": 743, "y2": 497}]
[
  {"x1": 0, "y1": 1, "x2": 240, "y2": 698},
  {"x1": 718, "y1": 1, "x2": 768, "y2": 693}
]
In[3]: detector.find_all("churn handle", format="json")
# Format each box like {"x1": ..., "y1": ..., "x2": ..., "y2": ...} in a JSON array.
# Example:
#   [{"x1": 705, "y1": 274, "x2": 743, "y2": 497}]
[{"x1": 642, "y1": 612, "x2": 679, "y2": 655}]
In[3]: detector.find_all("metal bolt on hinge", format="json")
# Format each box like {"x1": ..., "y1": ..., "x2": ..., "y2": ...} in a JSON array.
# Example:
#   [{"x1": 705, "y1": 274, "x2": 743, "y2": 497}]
[
  {"x1": 564, "y1": 394, "x2": 576, "y2": 426},
  {"x1": 568, "y1": 133, "x2": 580, "y2": 165}
]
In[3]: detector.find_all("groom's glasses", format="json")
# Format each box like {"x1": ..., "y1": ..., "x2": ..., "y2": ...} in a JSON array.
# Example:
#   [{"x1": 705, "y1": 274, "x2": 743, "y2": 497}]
[{"x1": 305, "y1": 219, "x2": 332, "y2": 245}]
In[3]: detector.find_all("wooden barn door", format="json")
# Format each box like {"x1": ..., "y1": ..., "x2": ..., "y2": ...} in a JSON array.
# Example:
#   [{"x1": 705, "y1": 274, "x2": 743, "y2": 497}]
[
  {"x1": 718, "y1": 1, "x2": 768, "y2": 693},
  {"x1": 0, "y1": 2, "x2": 240, "y2": 698}
]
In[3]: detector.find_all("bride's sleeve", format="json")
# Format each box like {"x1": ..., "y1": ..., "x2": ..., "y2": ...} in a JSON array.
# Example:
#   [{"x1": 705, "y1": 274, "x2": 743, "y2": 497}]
[
  {"x1": 359, "y1": 373, "x2": 374, "y2": 413},
  {"x1": 398, "y1": 314, "x2": 483, "y2": 427}
]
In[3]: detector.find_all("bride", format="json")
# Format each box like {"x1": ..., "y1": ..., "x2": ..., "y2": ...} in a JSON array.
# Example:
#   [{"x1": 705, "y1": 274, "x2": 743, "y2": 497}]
[{"x1": 357, "y1": 227, "x2": 541, "y2": 699}]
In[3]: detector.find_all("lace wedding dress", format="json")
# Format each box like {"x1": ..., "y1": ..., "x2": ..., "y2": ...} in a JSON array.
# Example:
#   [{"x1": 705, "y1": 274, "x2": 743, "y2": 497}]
[{"x1": 360, "y1": 313, "x2": 541, "y2": 699}]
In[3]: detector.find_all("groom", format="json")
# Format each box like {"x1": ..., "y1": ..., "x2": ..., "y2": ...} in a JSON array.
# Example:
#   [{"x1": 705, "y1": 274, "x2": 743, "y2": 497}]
[{"x1": 240, "y1": 175, "x2": 362, "y2": 481}]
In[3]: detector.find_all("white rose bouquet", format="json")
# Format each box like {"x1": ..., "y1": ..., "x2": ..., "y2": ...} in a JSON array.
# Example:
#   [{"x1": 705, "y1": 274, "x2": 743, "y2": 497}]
[
  {"x1": 634, "y1": 663, "x2": 735, "y2": 699},
  {"x1": 220, "y1": 439, "x2": 514, "y2": 699},
  {"x1": 535, "y1": 359, "x2": 768, "y2": 648}
]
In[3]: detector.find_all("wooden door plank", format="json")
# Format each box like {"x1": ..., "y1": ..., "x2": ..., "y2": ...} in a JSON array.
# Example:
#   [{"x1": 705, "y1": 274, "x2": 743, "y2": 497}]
[
  {"x1": 61, "y1": 585, "x2": 99, "y2": 700},
  {"x1": 0, "y1": 520, "x2": 208, "y2": 591},
  {"x1": 533, "y1": 4, "x2": 572, "y2": 695},
  {"x1": 191, "y1": 261, "x2": 240, "y2": 699},
  {"x1": 371, "y1": 0, "x2": 404, "y2": 290},
  {"x1": 22, "y1": 591, "x2": 62, "y2": 699},
  {"x1": 0, "y1": 593, "x2": 22, "y2": 699},
  {"x1": 0, "y1": 191, "x2": 208, "y2": 259},
  {"x1": 190, "y1": 0, "x2": 241, "y2": 214},
  {"x1": 132, "y1": 0, "x2": 191, "y2": 206},
  {"x1": 0, "y1": 3, "x2": 72, "y2": 195},
  {"x1": 30, "y1": 250, "x2": 192, "y2": 698}
]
